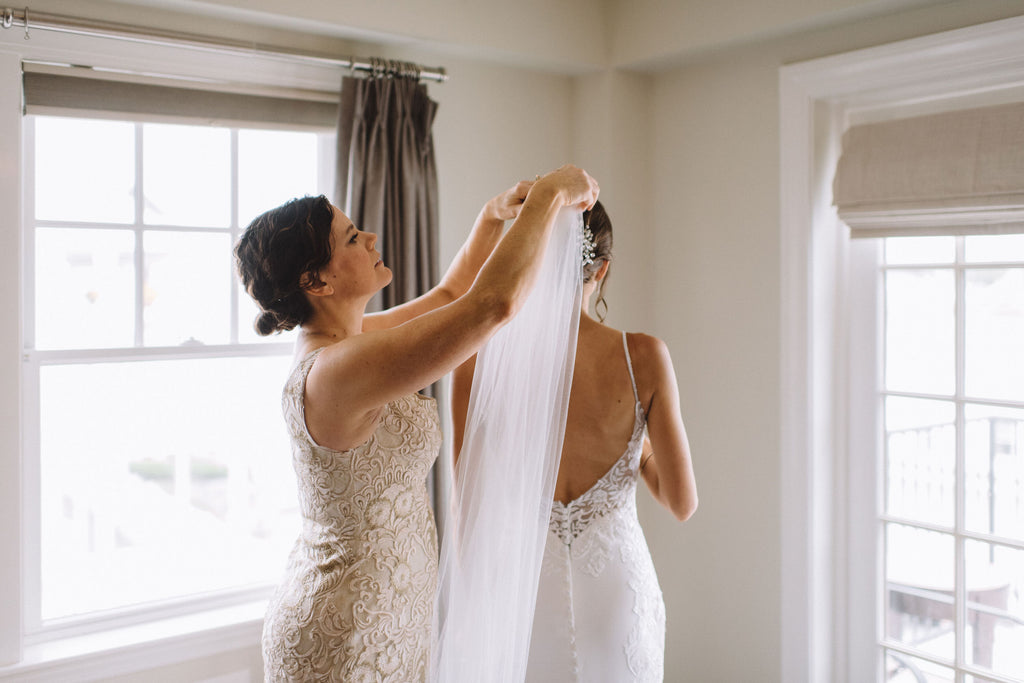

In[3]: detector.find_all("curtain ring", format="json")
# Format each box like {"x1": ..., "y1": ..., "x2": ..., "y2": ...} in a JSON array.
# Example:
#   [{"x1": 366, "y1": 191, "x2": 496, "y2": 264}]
[
  {"x1": 23, "y1": 7, "x2": 30, "y2": 40},
  {"x1": 2, "y1": 9, "x2": 13, "y2": 29}
]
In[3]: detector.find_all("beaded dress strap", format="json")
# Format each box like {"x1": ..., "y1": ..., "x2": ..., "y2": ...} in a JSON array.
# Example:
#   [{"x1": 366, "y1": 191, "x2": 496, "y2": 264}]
[{"x1": 622, "y1": 331, "x2": 640, "y2": 405}]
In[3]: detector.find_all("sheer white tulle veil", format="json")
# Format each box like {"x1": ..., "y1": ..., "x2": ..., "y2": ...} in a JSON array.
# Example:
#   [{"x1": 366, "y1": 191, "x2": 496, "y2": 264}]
[{"x1": 432, "y1": 208, "x2": 584, "y2": 682}]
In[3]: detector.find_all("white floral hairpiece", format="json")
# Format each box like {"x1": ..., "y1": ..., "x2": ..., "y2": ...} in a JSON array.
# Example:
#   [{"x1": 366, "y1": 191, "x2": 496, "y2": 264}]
[{"x1": 581, "y1": 223, "x2": 597, "y2": 267}]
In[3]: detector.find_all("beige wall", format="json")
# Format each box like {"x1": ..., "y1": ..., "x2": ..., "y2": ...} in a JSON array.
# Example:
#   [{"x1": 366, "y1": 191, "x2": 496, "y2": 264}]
[
  {"x1": 643, "y1": 54, "x2": 783, "y2": 682},
  {"x1": 640, "y1": 1, "x2": 1024, "y2": 680},
  {"x1": 9, "y1": 0, "x2": 1024, "y2": 680}
]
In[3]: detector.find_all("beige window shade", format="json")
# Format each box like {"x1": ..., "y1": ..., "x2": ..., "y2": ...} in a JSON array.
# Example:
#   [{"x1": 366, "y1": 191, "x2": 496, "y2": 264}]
[
  {"x1": 833, "y1": 101, "x2": 1024, "y2": 237},
  {"x1": 23, "y1": 66, "x2": 338, "y2": 129}
]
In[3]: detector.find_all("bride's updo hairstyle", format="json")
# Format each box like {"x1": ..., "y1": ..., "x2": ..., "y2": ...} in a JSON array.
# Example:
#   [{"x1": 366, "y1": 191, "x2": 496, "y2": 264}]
[
  {"x1": 582, "y1": 200, "x2": 613, "y2": 321},
  {"x1": 234, "y1": 195, "x2": 334, "y2": 336}
]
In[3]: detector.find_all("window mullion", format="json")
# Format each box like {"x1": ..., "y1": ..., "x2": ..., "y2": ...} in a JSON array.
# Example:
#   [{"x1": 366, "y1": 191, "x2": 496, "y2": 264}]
[
  {"x1": 20, "y1": 116, "x2": 42, "y2": 638},
  {"x1": 954, "y1": 236, "x2": 967, "y2": 677},
  {"x1": 134, "y1": 122, "x2": 145, "y2": 348},
  {"x1": 23, "y1": 117, "x2": 37, "y2": 352},
  {"x1": 229, "y1": 129, "x2": 239, "y2": 345}
]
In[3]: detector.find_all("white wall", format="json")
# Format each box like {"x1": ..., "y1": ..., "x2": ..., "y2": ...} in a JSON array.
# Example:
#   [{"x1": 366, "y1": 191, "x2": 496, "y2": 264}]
[
  {"x1": 609, "y1": 0, "x2": 948, "y2": 67},
  {"x1": 646, "y1": 55, "x2": 783, "y2": 682}
]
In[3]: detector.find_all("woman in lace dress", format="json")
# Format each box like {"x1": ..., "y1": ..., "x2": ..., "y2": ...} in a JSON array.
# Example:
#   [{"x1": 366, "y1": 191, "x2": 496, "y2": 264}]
[
  {"x1": 453, "y1": 200, "x2": 698, "y2": 683},
  {"x1": 235, "y1": 165, "x2": 599, "y2": 683}
]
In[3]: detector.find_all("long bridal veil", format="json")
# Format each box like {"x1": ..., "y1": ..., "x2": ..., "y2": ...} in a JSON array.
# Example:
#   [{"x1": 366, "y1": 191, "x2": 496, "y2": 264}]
[{"x1": 432, "y1": 207, "x2": 584, "y2": 682}]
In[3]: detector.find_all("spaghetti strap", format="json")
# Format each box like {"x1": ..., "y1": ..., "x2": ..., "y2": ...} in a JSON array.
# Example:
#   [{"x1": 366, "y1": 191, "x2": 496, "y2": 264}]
[{"x1": 621, "y1": 330, "x2": 640, "y2": 404}]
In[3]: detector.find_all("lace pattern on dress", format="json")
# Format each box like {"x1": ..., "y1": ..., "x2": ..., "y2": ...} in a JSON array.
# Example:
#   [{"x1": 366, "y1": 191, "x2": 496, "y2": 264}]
[
  {"x1": 262, "y1": 348, "x2": 442, "y2": 683},
  {"x1": 549, "y1": 401, "x2": 645, "y2": 546}
]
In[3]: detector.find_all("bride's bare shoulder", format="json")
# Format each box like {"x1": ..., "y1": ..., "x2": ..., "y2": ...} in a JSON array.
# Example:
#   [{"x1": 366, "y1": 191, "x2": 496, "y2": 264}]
[{"x1": 624, "y1": 330, "x2": 670, "y2": 358}]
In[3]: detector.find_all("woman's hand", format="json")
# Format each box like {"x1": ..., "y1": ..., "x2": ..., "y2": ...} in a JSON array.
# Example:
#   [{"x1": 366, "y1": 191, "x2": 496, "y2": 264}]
[
  {"x1": 362, "y1": 179, "x2": 537, "y2": 332},
  {"x1": 532, "y1": 164, "x2": 600, "y2": 212},
  {"x1": 483, "y1": 180, "x2": 534, "y2": 222}
]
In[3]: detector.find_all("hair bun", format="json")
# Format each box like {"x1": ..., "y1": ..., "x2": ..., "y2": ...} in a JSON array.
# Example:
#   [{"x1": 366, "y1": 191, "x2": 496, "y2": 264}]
[{"x1": 255, "y1": 310, "x2": 282, "y2": 336}]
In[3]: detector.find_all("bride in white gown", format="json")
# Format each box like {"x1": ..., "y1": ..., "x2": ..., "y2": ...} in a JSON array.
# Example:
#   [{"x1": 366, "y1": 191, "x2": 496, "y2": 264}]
[{"x1": 452, "y1": 200, "x2": 698, "y2": 683}]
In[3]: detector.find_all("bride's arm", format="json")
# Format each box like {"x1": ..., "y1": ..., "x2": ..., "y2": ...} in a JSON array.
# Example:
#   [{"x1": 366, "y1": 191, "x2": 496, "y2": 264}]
[
  {"x1": 362, "y1": 180, "x2": 533, "y2": 332},
  {"x1": 637, "y1": 336, "x2": 698, "y2": 521}
]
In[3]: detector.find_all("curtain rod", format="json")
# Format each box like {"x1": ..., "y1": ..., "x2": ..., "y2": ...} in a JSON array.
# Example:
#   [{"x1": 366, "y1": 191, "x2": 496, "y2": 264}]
[{"x1": 0, "y1": 6, "x2": 448, "y2": 82}]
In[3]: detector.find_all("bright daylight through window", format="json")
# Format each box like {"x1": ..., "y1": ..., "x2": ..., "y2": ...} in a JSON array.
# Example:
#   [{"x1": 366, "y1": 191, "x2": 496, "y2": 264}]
[
  {"x1": 25, "y1": 115, "x2": 331, "y2": 625},
  {"x1": 881, "y1": 235, "x2": 1024, "y2": 683}
]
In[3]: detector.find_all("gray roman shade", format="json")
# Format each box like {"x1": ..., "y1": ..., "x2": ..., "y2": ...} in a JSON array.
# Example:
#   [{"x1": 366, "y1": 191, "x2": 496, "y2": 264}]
[
  {"x1": 23, "y1": 64, "x2": 337, "y2": 129},
  {"x1": 833, "y1": 101, "x2": 1024, "y2": 237}
]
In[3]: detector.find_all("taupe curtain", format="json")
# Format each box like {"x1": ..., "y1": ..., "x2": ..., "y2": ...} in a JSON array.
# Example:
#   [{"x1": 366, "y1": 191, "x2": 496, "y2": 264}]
[
  {"x1": 334, "y1": 70, "x2": 448, "y2": 522},
  {"x1": 335, "y1": 71, "x2": 440, "y2": 311}
]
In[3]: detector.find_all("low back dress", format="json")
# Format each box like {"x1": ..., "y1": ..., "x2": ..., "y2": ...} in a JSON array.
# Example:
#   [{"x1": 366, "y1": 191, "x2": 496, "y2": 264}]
[
  {"x1": 525, "y1": 331, "x2": 667, "y2": 683},
  {"x1": 262, "y1": 347, "x2": 441, "y2": 683}
]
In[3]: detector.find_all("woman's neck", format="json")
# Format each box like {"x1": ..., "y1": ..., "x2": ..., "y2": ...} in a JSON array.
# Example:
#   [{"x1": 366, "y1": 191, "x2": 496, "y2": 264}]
[{"x1": 302, "y1": 300, "x2": 365, "y2": 341}]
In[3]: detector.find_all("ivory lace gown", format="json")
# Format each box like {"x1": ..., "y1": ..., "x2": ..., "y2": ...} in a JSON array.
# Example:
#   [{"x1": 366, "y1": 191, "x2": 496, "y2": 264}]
[
  {"x1": 525, "y1": 332, "x2": 666, "y2": 683},
  {"x1": 262, "y1": 347, "x2": 441, "y2": 682}
]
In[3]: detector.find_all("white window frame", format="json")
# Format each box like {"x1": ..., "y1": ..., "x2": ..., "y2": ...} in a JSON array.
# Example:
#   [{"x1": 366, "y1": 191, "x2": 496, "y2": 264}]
[
  {"x1": 0, "y1": 27, "x2": 344, "y2": 681},
  {"x1": 779, "y1": 14, "x2": 1024, "y2": 683}
]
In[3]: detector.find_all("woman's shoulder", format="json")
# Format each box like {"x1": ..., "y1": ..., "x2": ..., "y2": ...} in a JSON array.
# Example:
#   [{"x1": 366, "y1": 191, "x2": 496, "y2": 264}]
[
  {"x1": 622, "y1": 331, "x2": 676, "y2": 403},
  {"x1": 623, "y1": 330, "x2": 671, "y2": 364}
]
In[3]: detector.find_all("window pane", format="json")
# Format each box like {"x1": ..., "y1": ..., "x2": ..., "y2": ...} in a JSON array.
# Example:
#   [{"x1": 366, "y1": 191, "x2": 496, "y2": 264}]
[
  {"x1": 965, "y1": 268, "x2": 1024, "y2": 402},
  {"x1": 143, "y1": 123, "x2": 230, "y2": 227},
  {"x1": 34, "y1": 117, "x2": 135, "y2": 224},
  {"x1": 886, "y1": 397, "x2": 956, "y2": 526},
  {"x1": 34, "y1": 228, "x2": 135, "y2": 350},
  {"x1": 886, "y1": 269, "x2": 955, "y2": 395},
  {"x1": 965, "y1": 404, "x2": 1024, "y2": 541},
  {"x1": 39, "y1": 356, "x2": 297, "y2": 620},
  {"x1": 886, "y1": 524, "x2": 955, "y2": 660},
  {"x1": 966, "y1": 234, "x2": 1024, "y2": 263},
  {"x1": 886, "y1": 237, "x2": 955, "y2": 265},
  {"x1": 143, "y1": 231, "x2": 231, "y2": 346},
  {"x1": 885, "y1": 651, "x2": 954, "y2": 683},
  {"x1": 238, "y1": 129, "x2": 319, "y2": 227},
  {"x1": 965, "y1": 540, "x2": 1024, "y2": 678}
]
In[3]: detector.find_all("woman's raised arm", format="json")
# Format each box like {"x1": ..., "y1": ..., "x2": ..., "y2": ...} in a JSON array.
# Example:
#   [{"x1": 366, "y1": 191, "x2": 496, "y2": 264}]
[
  {"x1": 362, "y1": 180, "x2": 534, "y2": 332},
  {"x1": 305, "y1": 166, "x2": 598, "y2": 451}
]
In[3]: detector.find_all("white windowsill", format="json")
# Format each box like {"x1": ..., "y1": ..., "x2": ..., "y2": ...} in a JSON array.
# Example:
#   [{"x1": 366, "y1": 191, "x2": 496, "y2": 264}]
[{"x1": 0, "y1": 601, "x2": 266, "y2": 683}]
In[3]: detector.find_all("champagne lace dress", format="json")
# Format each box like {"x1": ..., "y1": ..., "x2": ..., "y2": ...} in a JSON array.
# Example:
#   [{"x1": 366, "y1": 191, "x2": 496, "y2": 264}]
[
  {"x1": 262, "y1": 347, "x2": 441, "y2": 683},
  {"x1": 525, "y1": 332, "x2": 666, "y2": 683}
]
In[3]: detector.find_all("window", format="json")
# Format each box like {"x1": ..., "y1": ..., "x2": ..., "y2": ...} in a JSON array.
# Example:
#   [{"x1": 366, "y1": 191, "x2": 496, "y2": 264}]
[
  {"x1": 23, "y1": 113, "x2": 334, "y2": 632},
  {"x1": 779, "y1": 14, "x2": 1024, "y2": 683},
  {"x1": 879, "y1": 235, "x2": 1024, "y2": 682}
]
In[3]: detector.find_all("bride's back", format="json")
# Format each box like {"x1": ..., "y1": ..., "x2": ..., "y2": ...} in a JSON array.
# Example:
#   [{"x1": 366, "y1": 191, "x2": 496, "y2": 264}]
[{"x1": 554, "y1": 315, "x2": 646, "y2": 503}]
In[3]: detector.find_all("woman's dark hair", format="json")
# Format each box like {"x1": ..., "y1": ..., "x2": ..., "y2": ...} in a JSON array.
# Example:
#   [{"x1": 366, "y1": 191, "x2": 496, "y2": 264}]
[
  {"x1": 582, "y1": 199, "x2": 613, "y2": 321},
  {"x1": 234, "y1": 195, "x2": 335, "y2": 335}
]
